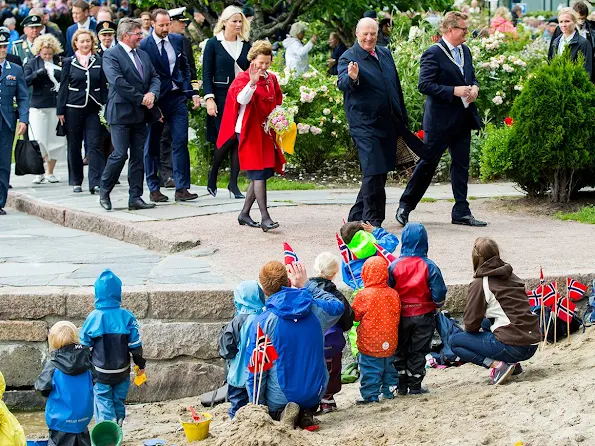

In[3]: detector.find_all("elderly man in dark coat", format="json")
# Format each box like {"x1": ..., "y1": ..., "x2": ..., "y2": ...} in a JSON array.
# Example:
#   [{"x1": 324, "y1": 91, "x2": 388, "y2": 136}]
[{"x1": 338, "y1": 17, "x2": 416, "y2": 227}]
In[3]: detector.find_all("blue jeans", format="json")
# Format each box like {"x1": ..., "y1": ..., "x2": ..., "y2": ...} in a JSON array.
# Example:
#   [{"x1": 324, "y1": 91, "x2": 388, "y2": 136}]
[
  {"x1": 450, "y1": 331, "x2": 538, "y2": 368},
  {"x1": 94, "y1": 379, "x2": 131, "y2": 423},
  {"x1": 228, "y1": 384, "x2": 249, "y2": 419},
  {"x1": 358, "y1": 353, "x2": 398, "y2": 401}
]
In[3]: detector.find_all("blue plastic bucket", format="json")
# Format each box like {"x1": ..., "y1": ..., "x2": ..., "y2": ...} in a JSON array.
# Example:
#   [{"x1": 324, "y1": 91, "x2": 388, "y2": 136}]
[{"x1": 27, "y1": 441, "x2": 49, "y2": 446}]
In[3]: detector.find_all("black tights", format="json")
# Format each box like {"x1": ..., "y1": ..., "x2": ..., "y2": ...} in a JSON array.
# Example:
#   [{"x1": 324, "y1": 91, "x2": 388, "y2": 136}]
[
  {"x1": 208, "y1": 139, "x2": 240, "y2": 192},
  {"x1": 239, "y1": 180, "x2": 274, "y2": 226}
]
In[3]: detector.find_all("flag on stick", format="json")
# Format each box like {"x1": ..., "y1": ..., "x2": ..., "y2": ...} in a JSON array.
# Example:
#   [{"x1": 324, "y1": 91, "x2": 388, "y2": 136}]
[
  {"x1": 555, "y1": 296, "x2": 577, "y2": 324},
  {"x1": 567, "y1": 278, "x2": 588, "y2": 302},
  {"x1": 374, "y1": 243, "x2": 397, "y2": 264},
  {"x1": 540, "y1": 266, "x2": 545, "y2": 286},
  {"x1": 542, "y1": 282, "x2": 559, "y2": 309},
  {"x1": 526, "y1": 287, "x2": 542, "y2": 308},
  {"x1": 248, "y1": 324, "x2": 278, "y2": 374},
  {"x1": 336, "y1": 233, "x2": 357, "y2": 263},
  {"x1": 283, "y1": 242, "x2": 299, "y2": 265}
]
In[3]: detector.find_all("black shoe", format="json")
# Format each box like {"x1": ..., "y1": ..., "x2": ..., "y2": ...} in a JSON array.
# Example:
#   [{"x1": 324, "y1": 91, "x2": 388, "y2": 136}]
[
  {"x1": 90, "y1": 185, "x2": 100, "y2": 195},
  {"x1": 396, "y1": 207, "x2": 409, "y2": 226},
  {"x1": 0, "y1": 208, "x2": 6, "y2": 215},
  {"x1": 73, "y1": 185, "x2": 83, "y2": 193},
  {"x1": 163, "y1": 178, "x2": 175, "y2": 189},
  {"x1": 128, "y1": 198, "x2": 156, "y2": 210},
  {"x1": 397, "y1": 373, "x2": 408, "y2": 396},
  {"x1": 261, "y1": 221, "x2": 279, "y2": 232},
  {"x1": 99, "y1": 194, "x2": 112, "y2": 211},
  {"x1": 452, "y1": 215, "x2": 488, "y2": 227},
  {"x1": 238, "y1": 215, "x2": 260, "y2": 228},
  {"x1": 512, "y1": 363, "x2": 523, "y2": 376},
  {"x1": 207, "y1": 170, "x2": 217, "y2": 197},
  {"x1": 408, "y1": 385, "x2": 430, "y2": 395},
  {"x1": 228, "y1": 185, "x2": 245, "y2": 199}
]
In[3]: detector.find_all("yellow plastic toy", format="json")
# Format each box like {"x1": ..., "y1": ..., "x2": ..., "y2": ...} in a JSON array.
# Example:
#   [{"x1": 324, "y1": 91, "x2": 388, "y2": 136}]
[
  {"x1": 0, "y1": 371, "x2": 26, "y2": 446},
  {"x1": 134, "y1": 366, "x2": 146, "y2": 387},
  {"x1": 180, "y1": 412, "x2": 212, "y2": 442}
]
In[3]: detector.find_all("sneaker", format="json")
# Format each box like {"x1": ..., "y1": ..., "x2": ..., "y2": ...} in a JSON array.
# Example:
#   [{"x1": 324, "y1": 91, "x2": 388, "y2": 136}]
[
  {"x1": 319, "y1": 402, "x2": 336, "y2": 414},
  {"x1": 379, "y1": 393, "x2": 394, "y2": 401},
  {"x1": 490, "y1": 361, "x2": 516, "y2": 385},
  {"x1": 355, "y1": 397, "x2": 379, "y2": 405},
  {"x1": 297, "y1": 409, "x2": 319, "y2": 431},
  {"x1": 279, "y1": 402, "x2": 300, "y2": 428},
  {"x1": 408, "y1": 385, "x2": 430, "y2": 395},
  {"x1": 45, "y1": 174, "x2": 59, "y2": 183},
  {"x1": 32, "y1": 175, "x2": 44, "y2": 184},
  {"x1": 512, "y1": 363, "x2": 523, "y2": 376}
]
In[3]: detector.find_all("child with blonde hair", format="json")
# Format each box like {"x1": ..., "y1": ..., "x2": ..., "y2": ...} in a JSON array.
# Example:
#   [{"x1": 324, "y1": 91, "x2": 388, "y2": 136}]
[
  {"x1": 309, "y1": 252, "x2": 354, "y2": 413},
  {"x1": 35, "y1": 321, "x2": 94, "y2": 446}
]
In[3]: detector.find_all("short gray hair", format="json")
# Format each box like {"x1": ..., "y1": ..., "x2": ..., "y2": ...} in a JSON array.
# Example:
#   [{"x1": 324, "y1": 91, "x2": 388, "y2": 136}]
[
  {"x1": 3, "y1": 17, "x2": 15, "y2": 27},
  {"x1": 117, "y1": 18, "x2": 141, "y2": 41},
  {"x1": 289, "y1": 22, "x2": 307, "y2": 38},
  {"x1": 356, "y1": 17, "x2": 379, "y2": 34}
]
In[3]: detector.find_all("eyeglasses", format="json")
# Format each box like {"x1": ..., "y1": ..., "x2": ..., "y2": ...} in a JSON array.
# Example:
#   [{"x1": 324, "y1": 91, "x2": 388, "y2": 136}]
[
  {"x1": 127, "y1": 31, "x2": 143, "y2": 37},
  {"x1": 454, "y1": 26, "x2": 469, "y2": 33}
]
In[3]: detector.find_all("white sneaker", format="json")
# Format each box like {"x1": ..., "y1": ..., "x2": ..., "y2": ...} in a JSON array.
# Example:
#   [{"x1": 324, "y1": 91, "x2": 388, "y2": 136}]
[
  {"x1": 45, "y1": 174, "x2": 59, "y2": 183},
  {"x1": 32, "y1": 175, "x2": 44, "y2": 184}
]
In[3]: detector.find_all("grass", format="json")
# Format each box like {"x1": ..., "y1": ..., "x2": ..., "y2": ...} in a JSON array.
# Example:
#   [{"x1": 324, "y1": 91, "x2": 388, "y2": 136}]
[
  {"x1": 420, "y1": 197, "x2": 437, "y2": 203},
  {"x1": 555, "y1": 206, "x2": 595, "y2": 224},
  {"x1": 191, "y1": 171, "x2": 320, "y2": 191}
]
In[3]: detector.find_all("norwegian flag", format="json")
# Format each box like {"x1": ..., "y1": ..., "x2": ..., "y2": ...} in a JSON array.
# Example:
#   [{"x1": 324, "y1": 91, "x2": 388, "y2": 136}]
[
  {"x1": 542, "y1": 282, "x2": 559, "y2": 309},
  {"x1": 374, "y1": 243, "x2": 397, "y2": 264},
  {"x1": 248, "y1": 324, "x2": 278, "y2": 373},
  {"x1": 526, "y1": 287, "x2": 542, "y2": 308},
  {"x1": 336, "y1": 233, "x2": 357, "y2": 263},
  {"x1": 283, "y1": 242, "x2": 299, "y2": 265},
  {"x1": 540, "y1": 267, "x2": 545, "y2": 286},
  {"x1": 567, "y1": 278, "x2": 588, "y2": 302},
  {"x1": 555, "y1": 297, "x2": 577, "y2": 324}
]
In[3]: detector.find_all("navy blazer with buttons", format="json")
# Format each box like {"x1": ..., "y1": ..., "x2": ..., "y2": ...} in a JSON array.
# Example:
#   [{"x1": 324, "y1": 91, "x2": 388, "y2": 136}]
[
  {"x1": 202, "y1": 35, "x2": 250, "y2": 98},
  {"x1": 24, "y1": 55, "x2": 62, "y2": 109},
  {"x1": 56, "y1": 54, "x2": 108, "y2": 116},
  {"x1": 139, "y1": 32, "x2": 192, "y2": 100},
  {"x1": 418, "y1": 39, "x2": 482, "y2": 134},
  {"x1": 65, "y1": 18, "x2": 97, "y2": 57}
]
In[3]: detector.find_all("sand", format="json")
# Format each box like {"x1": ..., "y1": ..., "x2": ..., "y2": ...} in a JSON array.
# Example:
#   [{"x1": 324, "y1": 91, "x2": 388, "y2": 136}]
[{"x1": 114, "y1": 326, "x2": 595, "y2": 446}]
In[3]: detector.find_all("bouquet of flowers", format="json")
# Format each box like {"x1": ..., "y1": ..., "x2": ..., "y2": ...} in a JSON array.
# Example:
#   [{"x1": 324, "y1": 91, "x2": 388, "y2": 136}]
[{"x1": 265, "y1": 106, "x2": 297, "y2": 155}]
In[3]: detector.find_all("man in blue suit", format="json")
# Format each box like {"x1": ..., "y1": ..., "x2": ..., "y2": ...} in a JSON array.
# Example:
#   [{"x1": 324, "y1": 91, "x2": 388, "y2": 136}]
[
  {"x1": 0, "y1": 28, "x2": 29, "y2": 215},
  {"x1": 65, "y1": 0, "x2": 97, "y2": 57},
  {"x1": 99, "y1": 18, "x2": 160, "y2": 211},
  {"x1": 397, "y1": 11, "x2": 486, "y2": 227},
  {"x1": 140, "y1": 8, "x2": 200, "y2": 203}
]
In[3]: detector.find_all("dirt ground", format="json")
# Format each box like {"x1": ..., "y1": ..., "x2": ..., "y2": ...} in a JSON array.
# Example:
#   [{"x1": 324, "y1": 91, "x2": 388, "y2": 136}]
[{"x1": 21, "y1": 326, "x2": 591, "y2": 446}]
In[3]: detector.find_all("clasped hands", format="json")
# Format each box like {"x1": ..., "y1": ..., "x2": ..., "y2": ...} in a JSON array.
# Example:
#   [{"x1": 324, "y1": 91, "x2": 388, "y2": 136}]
[
  {"x1": 142, "y1": 92, "x2": 156, "y2": 109},
  {"x1": 454, "y1": 85, "x2": 479, "y2": 103}
]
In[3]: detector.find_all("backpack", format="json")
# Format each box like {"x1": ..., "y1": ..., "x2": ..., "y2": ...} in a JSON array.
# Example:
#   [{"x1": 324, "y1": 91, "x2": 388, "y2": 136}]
[
  {"x1": 429, "y1": 311, "x2": 465, "y2": 367},
  {"x1": 534, "y1": 306, "x2": 583, "y2": 343}
]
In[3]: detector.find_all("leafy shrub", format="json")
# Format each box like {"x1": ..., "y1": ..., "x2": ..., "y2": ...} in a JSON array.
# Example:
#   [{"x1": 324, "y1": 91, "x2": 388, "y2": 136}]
[{"x1": 479, "y1": 123, "x2": 514, "y2": 181}]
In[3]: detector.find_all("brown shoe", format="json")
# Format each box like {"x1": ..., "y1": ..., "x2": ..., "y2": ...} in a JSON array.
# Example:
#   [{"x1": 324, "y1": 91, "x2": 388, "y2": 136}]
[
  {"x1": 150, "y1": 190, "x2": 169, "y2": 203},
  {"x1": 164, "y1": 178, "x2": 176, "y2": 189},
  {"x1": 175, "y1": 188, "x2": 198, "y2": 202}
]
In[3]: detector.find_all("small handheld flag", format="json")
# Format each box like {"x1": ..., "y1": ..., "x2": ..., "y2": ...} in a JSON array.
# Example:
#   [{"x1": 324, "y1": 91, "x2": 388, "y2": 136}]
[
  {"x1": 555, "y1": 297, "x2": 577, "y2": 324},
  {"x1": 283, "y1": 242, "x2": 299, "y2": 265},
  {"x1": 248, "y1": 324, "x2": 278, "y2": 374},
  {"x1": 374, "y1": 243, "x2": 397, "y2": 264},
  {"x1": 526, "y1": 287, "x2": 542, "y2": 308},
  {"x1": 336, "y1": 233, "x2": 357, "y2": 263},
  {"x1": 567, "y1": 278, "x2": 588, "y2": 302},
  {"x1": 542, "y1": 282, "x2": 559, "y2": 309},
  {"x1": 539, "y1": 266, "x2": 545, "y2": 286}
]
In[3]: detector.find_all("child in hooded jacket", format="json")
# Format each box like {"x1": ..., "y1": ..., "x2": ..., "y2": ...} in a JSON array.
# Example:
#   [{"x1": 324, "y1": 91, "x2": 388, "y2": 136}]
[
  {"x1": 309, "y1": 252, "x2": 354, "y2": 413},
  {"x1": 351, "y1": 256, "x2": 401, "y2": 403},
  {"x1": 80, "y1": 269, "x2": 146, "y2": 425},
  {"x1": 0, "y1": 371, "x2": 26, "y2": 446},
  {"x1": 35, "y1": 321, "x2": 94, "y2": 446},
  {"x1": 388, "y1": 222, "x2": 447, "y2": 395},
  {"x1": 219, "y1": 280, "x2": 265, "y2": 418}
]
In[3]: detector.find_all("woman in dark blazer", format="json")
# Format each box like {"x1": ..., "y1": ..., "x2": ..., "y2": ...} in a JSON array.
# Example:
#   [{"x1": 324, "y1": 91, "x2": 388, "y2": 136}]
[
  {"x1": 57, "y1": 29, "x2": 108, "y2": 194},
  {"x1": 203, "y1": 5, "x2": 251, "y2": 199},
  {"x1": 548, "y1": 7, "x2": 593, "y2": 80},
  {"x1": 24, "y1": 34, "x2": 66, "y2": 185}
]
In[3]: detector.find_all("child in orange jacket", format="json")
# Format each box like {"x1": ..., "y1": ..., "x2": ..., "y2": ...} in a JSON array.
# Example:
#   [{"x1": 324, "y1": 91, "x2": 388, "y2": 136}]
[{"x1": 351, "y1": 256, "x2": 401, "y2": 403}]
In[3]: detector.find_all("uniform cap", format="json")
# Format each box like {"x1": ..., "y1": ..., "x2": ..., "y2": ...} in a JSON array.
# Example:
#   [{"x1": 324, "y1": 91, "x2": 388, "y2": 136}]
[
  {"x1": 22, "y1": 14, "x2": 43, "y2": 27},
  {"x1": 0, "y1": 28, "x2": 9, "y2": 45},
  {"x1": 97, "y1": 20, "x2": 117, "y2": 35},
  {"x1": 168, "y1": 6, "x2": 189, "y2": 22}
]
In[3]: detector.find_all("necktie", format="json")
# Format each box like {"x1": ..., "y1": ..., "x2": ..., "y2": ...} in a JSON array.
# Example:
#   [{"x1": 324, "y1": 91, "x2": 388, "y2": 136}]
[
  {"x1": 160, "y1": 40, "x2": 170, "y2": 75},
  {"x1": 370, "y1": 50, "x2": 378, "y2": 59},
  {"x1": 132, "y1": 49, "x2": 144, "y2": 78},
  {"x1": 452, "y1": 46, "x2": 464, "y2": 75}
]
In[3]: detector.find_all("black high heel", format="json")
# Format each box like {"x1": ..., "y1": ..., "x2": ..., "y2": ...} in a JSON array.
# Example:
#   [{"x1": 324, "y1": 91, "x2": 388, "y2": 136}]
[
  {"x1": 207, "y1": 170, "x2": 217, "y2": 197},
  {"x1": 238, "y1": 215, "x2": 260, "y2": 228},
  {"x1": 260, "y1": 221, "x2": 279, "y2": 232},
  {"x1": 207, "y1": 186, "x2": 217, "y2": 197},
  {"x1": 228, "y1": 185, "x2": 245, "y2": 199}
]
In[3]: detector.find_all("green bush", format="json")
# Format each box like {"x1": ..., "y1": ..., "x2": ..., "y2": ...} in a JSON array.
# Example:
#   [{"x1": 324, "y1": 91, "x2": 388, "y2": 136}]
[
  {"x1": 480, "y1": 123, "x2": 514, "y2": 182},
  {"x1": 506, "y1": 54, "x2": 595, "y2": 201}
]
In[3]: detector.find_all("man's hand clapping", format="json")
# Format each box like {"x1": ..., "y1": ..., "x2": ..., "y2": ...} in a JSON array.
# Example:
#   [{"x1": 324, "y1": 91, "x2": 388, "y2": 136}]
[{"x1": 348, "y1": 61, "x2": 359, "y2": 81}]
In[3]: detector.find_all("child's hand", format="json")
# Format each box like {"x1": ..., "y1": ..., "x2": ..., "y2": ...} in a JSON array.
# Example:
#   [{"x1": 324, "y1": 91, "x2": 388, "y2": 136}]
[
  {"x1": 362, "y1": 221, "x2": 375, "y2": 233},
  {"x1": 287, "y1": 262, "x2": 308, "y2": 288}
]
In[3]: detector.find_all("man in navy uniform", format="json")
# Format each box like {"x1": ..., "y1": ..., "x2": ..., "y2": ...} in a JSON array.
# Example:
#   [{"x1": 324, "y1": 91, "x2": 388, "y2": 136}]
[
  {"x1": 0, "y1": 27, "x2": 29, "y2": 215},
  {"x1": 96, "y1": 20, "x2": 117, "y2": 56},
  {"x1": 11, "y1": 14, "x2": 42, "y2": 65}
]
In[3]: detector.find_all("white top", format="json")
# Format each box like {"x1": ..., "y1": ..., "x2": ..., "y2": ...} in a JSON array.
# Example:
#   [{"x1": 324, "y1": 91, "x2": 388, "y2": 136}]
[
  {"x1": 283, "y1": 36, "x2": 313, "y2": 75},
  {"x1": 217, "y1": 31, "x2": 244, "y2": 77},
  {"x1": 78, "y1": 17, "x2": 91, "y2": 30},
  {"x1": 234, "y1": 73, "x2": 268, "y2": 133},
  {"x1": 558, "y1": 31, "x2": 576, "y2": 55}
]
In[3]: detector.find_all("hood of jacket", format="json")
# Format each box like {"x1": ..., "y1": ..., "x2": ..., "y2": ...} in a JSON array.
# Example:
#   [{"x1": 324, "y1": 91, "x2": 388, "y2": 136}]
[
  {"x1": 283, "y1": 36, "x2": 301, "y2": 48},
  {"x1": 348, "y1": 230, "x2": 378, "y2": 259},
  {"x1": 474, "y1": 256, "x2": 513, "y2": 280},
  {"x1": 400, "y1": 222, "x2": 428, "y2": 257},
  {"x1": 362, "y1": 256, "x2": 389, "y2": 288},
  {"x1": 51, "y1": 344, "x2": 92, "y2": 376},
  {"x1": 234, "y1": 280, "x2": 265, "y2": 315},
  {"x1": 0, "y1": 371, "x2": 4, "y2": 399},
  {"x1": 265, "y1": 286, "x2": 313, "y2": 320},
  {"x1": 94, "y1": 269, "x2": 122, "y2": 309},
  {"x1": 309, "y1": 277, "x2": 338, "y2": 294}
]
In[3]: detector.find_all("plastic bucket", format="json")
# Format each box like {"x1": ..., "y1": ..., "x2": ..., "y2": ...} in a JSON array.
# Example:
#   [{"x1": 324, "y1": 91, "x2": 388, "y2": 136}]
[
  {"x1": 91, "y1": 420, "x2": 123, "y2": 446},
  {"x1": 27, "y1": 441, "x2": 49, "y2": 446},
  {"x1": 180, "y1": 413, "x2": 212, "y2": 442}
]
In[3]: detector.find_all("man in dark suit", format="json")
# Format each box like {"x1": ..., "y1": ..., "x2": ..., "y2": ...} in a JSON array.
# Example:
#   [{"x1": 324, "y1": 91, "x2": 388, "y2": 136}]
[
  {"x1": 338, "y1": 17, "x2": 414, "y2": 227},
  {"x1": 140, "y1": 8, "x2": 199, "y2": 203},
  {"x1": 30, "y1": 7, "x2": 65, "y2": 52},
  {"x1": 99, "y1": 18, "x2": 160, "y2": 211},
  {"x1": 65, "y1": 0, "x2": 97, "y2": 57},
  {"x1": 396, "y1": 11, "x2": 487, "y2": 227}
]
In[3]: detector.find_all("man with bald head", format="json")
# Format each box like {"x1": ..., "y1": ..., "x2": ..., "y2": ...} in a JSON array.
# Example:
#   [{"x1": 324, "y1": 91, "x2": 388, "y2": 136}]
[{"x1": 338, "y1": 17, "x2": 416, "y2": 227}]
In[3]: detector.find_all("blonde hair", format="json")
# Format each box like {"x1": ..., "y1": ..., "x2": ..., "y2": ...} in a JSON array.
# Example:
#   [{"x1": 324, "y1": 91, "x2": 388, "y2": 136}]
[
  {"x1": 32, "y1": 33, "x2": 62, "y2": 56},
  {"x1": 213, "y1": 6, "x2": 250, "y2": 41},
  {"x1": 472, "y1": 237, "x2": 500, "y2": 271},
  {"x1": 494, "y1": 7, "x2": 513, "y2": 21},
  {"x1": 71, "y1": 28, "x2": 98, "y2": 53},
  {"x1": 313, "y1": 252, "x2": 339, "y2": 279},
  {"x1": 247, "y1": 40, "x2": 273, "y2": 61},
  {"x1": 558, "y1": 7, "x2": 578, "y2": 22},
  {"x1": 48, "y1": 321, "x2": 80, "y2": 351},
  {"x1": 440, "y1": 11, "x2": 468, "y2": 34}
]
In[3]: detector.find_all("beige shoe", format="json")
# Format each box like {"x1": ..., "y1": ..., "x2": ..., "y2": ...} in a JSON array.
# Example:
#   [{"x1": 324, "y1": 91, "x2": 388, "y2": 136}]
[{"x1": 279, "y1": 402, "x2": 300, "y2": 428}]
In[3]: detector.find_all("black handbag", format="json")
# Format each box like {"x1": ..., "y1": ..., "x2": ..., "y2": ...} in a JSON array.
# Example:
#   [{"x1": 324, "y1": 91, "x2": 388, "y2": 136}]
[
  {"x1": 14, "y1": 134, "x2": 45, "y2": 176},
  {"x1": 56, "y1": 121, "x2": 66, "y2": 137}
]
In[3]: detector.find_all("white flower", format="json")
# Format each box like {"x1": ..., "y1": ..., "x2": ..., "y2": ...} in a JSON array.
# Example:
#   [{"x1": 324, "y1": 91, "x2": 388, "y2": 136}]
[
  {"x1": 323, "y1": 108, "x2": 331, "y2": 115},
  {"x1": 492, "y1": 95, "x2": 503, "y2": 105},
  {"x1": 297, "y1": 123, "x2": 310, "y2": 134},
  {"x1": 310, "y1": 126, "x2": 322, "y2": 135},
  {"x1": 319, "y1": 85, "x2": 328, "y2": 92},
  {"x1": 514, "y1": 84, "x2": 523, "y2": 91},
  {"x1": 502, "y1": 64, "x2": 514, "y2": 73}
]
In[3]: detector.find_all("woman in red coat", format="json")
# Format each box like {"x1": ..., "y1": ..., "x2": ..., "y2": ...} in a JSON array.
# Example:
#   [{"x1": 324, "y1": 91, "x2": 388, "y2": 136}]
[{"x1": 217, "y1": 40, "x2": 285, "y2": 232}]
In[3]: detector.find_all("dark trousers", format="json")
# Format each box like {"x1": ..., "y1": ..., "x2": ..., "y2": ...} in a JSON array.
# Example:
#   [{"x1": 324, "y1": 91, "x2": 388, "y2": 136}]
[
  {"x1": 227, "y1": 384, "x2": 249, "y2": 419},
  {"x1": 322, "y1": 353, "x2": 342, "y2": 401},
  {"x1": 394, "y1": 312, "x2": 435, "y2": 388},
  {"x1": 450, "y1": 331, "x2": 538, "y2": 368},
  {"x1": 159, "y1": 122, "x2": 173, "y2": 185},
  {"x1": 0, "y1": 118, "x2": 15, "y2": 208},
  {"x1": 144, "y1": 91, "x2": 190, "y2": 192},
  {"x1": 101, "y1": 122, "x2": 146, "y2": 200},
  {"x1": 49, "y1": 429, "x2": 91, "y2": 446},
  {"x1": 348, "y1": 172, "x2": 388, "y2": 226},
  {"x1": 399, "y1": 126, "x2": 472, "y2": 220},
  {"x1": 65, "y1": 104, "x2": 103, "y2": 189}
]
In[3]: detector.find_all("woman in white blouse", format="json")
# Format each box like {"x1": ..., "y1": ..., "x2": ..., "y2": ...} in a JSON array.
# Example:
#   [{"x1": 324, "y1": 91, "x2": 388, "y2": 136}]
[
  {"x1": 203, "y1": 6, "x2": 251, "y2": 199},
  {"x1": 283, "y1": 22, "x2": 317, "y2": 75}
]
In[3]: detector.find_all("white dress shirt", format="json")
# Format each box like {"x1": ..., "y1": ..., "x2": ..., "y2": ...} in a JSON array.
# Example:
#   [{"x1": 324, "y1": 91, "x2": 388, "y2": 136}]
[
  {"x1": 558, "y1": 31, "x2": 576, "y2": 55},
  {"x1": 119, "y1": 41, "x2": 141, "y2": 70},
  {"x1": 78, "y1": 17, "x2": 91, "y2": 30}
]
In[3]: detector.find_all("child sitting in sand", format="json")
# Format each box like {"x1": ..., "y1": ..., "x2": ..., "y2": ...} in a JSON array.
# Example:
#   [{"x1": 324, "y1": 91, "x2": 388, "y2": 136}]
[
  {"x1": 309, "y1": 252, "x2": 354, "y2": 413},
  {"x1": 219, "y1": 280, "x2": 265, "y2": 418},
  {"x1": 35, "y1": 321, "x2": 94, "y2": 446},
  {"x1": 80, "y1": 269, "x2": 146, "y2": 425},
  {"x1": 0, "y1": 371, "x2": 26, "y2": 446},
  {"x1": 352, "y1": 256, "x2": 401, "y2": 403}
]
